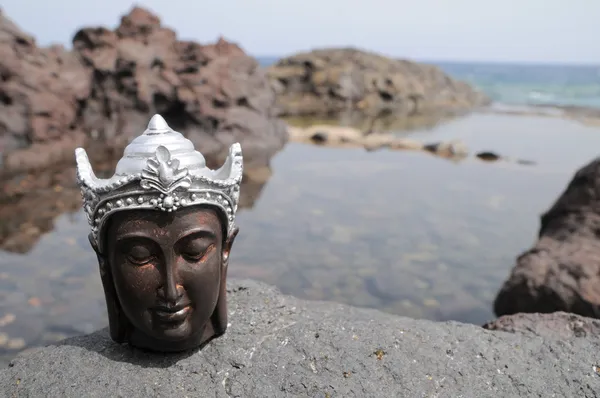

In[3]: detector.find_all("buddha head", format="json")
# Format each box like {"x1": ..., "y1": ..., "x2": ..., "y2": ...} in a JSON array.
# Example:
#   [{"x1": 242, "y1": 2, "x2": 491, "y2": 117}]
[{"x1": 75, "y1": 114, "x2": 242, "y2": 352}]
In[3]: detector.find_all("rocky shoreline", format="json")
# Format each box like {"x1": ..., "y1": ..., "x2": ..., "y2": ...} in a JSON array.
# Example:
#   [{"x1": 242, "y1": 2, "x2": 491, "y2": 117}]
[
  {"x1": 3, "y1": 5, "x2": 599, "y2": 179},
  {"x1": 494, "y1": 155, "x2": 600, "y2": 319},
  {"x1": 0, "y1": 6, "x2": 498, "y2": 178},
  {"x1": 1, "y1": 280, "x2": 598, "y2": 397},
  {"x1": 0, "y1": 7, "x2": 287, "y2": 176},
  {"x1": 268, "y1": 48, "x2": 491, "y2": 117}
]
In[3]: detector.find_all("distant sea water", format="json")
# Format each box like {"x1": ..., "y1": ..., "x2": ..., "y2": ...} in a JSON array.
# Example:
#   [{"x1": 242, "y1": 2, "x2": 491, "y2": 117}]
[{"x1": 257, "y1": 57, "x2": 600, "y2": 110}]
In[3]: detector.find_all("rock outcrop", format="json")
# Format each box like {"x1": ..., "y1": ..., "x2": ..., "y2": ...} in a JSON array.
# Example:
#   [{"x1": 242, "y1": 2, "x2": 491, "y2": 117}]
[
  {"x1": 1, "y1": 280, "x2": 598, "y2": 397},
  {"x1": 268, "y1": 48, "x2": 490, "y2": 117},
  {"x1": 494, "y1": 157, "x2": 600, "y2": 318},
  {"x1": 0, "y1": 7, "x2": 287, "y2": 176}
]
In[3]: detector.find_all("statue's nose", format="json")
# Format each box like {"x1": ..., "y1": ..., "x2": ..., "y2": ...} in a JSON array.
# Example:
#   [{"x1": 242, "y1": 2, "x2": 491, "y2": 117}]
[{"x1": 158, "y1": 276, "x2": 184, "y2": 304}]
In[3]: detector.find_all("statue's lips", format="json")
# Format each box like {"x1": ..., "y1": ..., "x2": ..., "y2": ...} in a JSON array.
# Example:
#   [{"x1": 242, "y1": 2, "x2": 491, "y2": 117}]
[{"x1": 152, "y1": 303, "x2": 191, "y2": 323}]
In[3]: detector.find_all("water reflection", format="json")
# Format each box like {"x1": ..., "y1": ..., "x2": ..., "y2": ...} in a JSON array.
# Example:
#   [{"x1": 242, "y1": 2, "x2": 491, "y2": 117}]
[
  {"x1": 1, "y1": 169, "x2": 81, "y2": 253},
  {"x1": 283, "y1": 109, "x2": 463, "y2": 135},
  {"x1": 0, "y1": 159, "x2": 270, "y2": 253},
  {"x1": 2, "y1": 112, "x2": 600, "y2": 366}
]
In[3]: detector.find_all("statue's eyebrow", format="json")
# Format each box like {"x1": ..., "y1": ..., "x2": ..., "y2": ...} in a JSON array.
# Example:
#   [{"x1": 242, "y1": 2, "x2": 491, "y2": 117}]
[
  {"x1": 114, "y1": 232, "x2": 158, "y2": 244},
  {"x1": 175, "y1": 228, "x2": 216, "y2": 243}
]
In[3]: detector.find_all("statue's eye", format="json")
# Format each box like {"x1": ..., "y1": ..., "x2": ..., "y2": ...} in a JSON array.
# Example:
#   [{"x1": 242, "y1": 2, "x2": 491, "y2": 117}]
[
  {"x1": 126, "y1": 245, "x2": 154, "y2": 265},
  {"x1": 182, "y1": 243, "x2": 215, "y2": 263}
]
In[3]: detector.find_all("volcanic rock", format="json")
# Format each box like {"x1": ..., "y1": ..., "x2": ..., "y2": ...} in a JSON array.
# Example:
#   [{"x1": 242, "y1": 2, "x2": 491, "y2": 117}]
[
  {"x1": 1, "y1": 280, "x2": 599, "y2": 397},
  {"x1": 494, "y1": 156, "x2": 600, "y2": 318},
  {"x1": 267, "y1": 48, "x2": 490, "y2": 117},
  {"x1": 0, "y1": 7, "x2": 287, "y2": 176}
]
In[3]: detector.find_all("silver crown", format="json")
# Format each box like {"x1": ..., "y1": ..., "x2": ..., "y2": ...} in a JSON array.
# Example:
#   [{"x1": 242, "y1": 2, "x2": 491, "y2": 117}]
[{"x1": 76, "y1": 114, "x2": 243, "y2": 249}]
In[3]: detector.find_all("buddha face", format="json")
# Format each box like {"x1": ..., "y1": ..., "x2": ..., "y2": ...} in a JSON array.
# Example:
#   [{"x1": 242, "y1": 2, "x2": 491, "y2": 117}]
[{"x1": 102, "y1": 205, "x2": 236, "y2": 350}]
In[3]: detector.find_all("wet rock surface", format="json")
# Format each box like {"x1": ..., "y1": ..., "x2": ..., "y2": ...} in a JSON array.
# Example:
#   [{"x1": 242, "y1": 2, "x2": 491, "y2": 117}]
[
  {"x1": 0, "y1": 6, "x2": 287, "y2": 175},
  {"x1": 494, "y1": 156, "x2": 600, "y2": 318},
  {"x1": 1, "y1": 280, "x2": 599, "y2": 397},
  {"x1": 268, "y1": 48, "x2": 490, "y2": 117}
]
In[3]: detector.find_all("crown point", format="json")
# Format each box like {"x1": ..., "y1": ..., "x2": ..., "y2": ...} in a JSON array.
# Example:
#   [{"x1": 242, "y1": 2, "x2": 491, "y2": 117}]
[{"x1": 147, "y1": 114, "x2": 170, "y2": 131}]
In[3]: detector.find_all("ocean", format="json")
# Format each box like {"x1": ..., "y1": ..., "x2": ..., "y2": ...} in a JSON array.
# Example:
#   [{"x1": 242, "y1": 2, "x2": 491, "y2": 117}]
[{"x1": 258, "y1": 57, "x2": 600, "y2": 110}]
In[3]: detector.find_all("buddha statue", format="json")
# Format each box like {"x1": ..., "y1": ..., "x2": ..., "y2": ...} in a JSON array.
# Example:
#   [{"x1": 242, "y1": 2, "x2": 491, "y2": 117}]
[{"x1": 75, "y1": 114, "x2": 242, "y2": 352}]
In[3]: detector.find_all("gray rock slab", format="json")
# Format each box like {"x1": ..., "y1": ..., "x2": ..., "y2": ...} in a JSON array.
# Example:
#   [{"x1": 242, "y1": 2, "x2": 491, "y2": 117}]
[{"x1": 1, "y1": 280, "x2": 599, "y2": 397}]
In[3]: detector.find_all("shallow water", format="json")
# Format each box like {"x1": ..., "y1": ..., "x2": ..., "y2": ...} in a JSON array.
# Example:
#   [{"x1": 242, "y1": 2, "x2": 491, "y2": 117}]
[{"x1": 1, "y1": 112, "x2": 600, "y2": 365}]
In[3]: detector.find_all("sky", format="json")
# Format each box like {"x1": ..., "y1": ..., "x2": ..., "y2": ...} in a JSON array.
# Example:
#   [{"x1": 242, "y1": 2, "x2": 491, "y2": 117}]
[{"x1": 1, "y1": 0, "x2": 597, "y2": 65}]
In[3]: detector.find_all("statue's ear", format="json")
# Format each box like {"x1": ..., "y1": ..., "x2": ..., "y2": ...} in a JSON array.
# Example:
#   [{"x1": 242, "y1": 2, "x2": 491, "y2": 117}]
[
  {"x1": 211, "y1": 226, "x2": 238, "y2": 337},
  {"x1": 222, "y1": 226, "x2": 239, "y2": 267},
  {"x1": 88, "y1": 233, "x2": 129, "y2": 343}
]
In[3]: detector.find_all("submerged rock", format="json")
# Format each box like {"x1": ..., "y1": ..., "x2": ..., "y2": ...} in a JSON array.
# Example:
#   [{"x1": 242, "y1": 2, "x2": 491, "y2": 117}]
[
  {"x1": 423, "y1": 140, "x2": 469, "y2": 159},
  {"x1": 268, "y1": 48, "x2": 490, "y2": 118},
  {"x1": 309, "y1": 131, "x2": 329, "y2": 144},
  {"x1": 476, "y1": 151, "x2": 502, "y2": 161},
  {"x1": 0, "y1": 7, "x2": 287, "y2": 175},
  {"x1": 1, "y1": 280, "x2": 598, "y2": 397},
  {"x1": 494, "y1": 156, "x2": 600, "y2": 318},
  {"x1": 287, "y1": 124, "x2": 472, "y2": 160}
]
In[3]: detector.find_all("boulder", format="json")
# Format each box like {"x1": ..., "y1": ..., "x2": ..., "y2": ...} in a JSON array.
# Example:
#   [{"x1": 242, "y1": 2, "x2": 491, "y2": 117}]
[
  {"x1": 268, "y1": 48, "x2": 490, "y2": 117},
  {"x1": 0, "y1": 7, "x2": 287, "y2": 176},
  {"x1": 1, "y1": 280, "x2": 599, "y2": 397},
  {"x1": 476, "y1": 151, "x2": 502, "y2": 161},
  {"x1": 494, "y1": 157, "x2": 600, "y2": 318}
]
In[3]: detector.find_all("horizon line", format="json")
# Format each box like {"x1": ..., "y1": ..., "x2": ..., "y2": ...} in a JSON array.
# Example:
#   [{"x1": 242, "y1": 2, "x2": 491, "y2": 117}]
[{"x1": 253, "y1": 54, "x2": 600, "y2": 68}]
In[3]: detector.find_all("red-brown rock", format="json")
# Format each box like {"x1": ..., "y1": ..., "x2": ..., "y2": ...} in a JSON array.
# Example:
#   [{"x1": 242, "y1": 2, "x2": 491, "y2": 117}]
[
  {"x1": 0, "y1": 6, "x2": 287, "y2": 176},
  {"x1": 494, "y1": 157, "x2": 600, "y2": 318}
]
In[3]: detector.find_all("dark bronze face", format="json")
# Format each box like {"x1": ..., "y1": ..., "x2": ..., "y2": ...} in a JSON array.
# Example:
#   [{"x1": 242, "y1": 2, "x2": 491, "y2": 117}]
[{"x1": 94, "y1": 205, "x2": 237, "y2": 352}]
